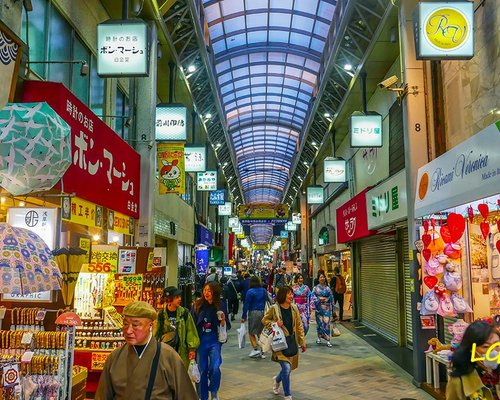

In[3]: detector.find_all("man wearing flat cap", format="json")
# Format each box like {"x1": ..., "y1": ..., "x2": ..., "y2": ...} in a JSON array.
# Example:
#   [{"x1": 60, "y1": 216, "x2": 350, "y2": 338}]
[{"x1": 95, "y1": 301, "x2": 198, "y2": 400}]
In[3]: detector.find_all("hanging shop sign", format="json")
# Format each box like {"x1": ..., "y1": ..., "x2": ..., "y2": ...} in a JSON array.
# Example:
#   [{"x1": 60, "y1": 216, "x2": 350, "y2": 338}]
[
  {"x1": 62, "y1": 197, "x2": 97, "y2": 228},
  {"x1": 238, "y1": 204, "x2": 289, "y2": 220},
  {"x1": 366, "y1": 169, "x2": 408, "y2": 230},
  {"x1": 118, "y1": 248, "x2": 137, "y2": 274},
  {"x1": 23, "y1": 81, "x2": 140, "y2": 218},
  {"x1": 195, "y1": 224, "x2": 213, "y2": 247},
  {"x1": 307, "y1": 186, "x2": 324, "y2": 204},
  {"x1": 218, "y1": 202, "x2": 232, "y2": 216},
  {"x1": 350, "y1": 114, "x2": 383, "y2": 148},
  {"x1": 415, "y1": 121, "x2": 500, "y2": 218},
  {"x1": 112, "y1": 210, "x2": 134, "y2": 235},
  {"x1": 324, "y1": 158, "x2": 347, "y2": 183},
  {"x1": 97, "y1": 19, "x2": 150, "y2": 77},
  {"x1": 184, "y1": 145, "x2": 206, "y2": 172},
  {"x1": 196, "y1": 249, "x2": 209, "y2": 274},
  {"x1": 7, "y1": 207, "x2": 58, "y2": 250},
  {"x1": 197, "y1": 171, "x2": 217, "y2": 191},
  {"x1": 292, "y1": 213, "x2": 302, "y2": 225},
  {"x1": 155, "y1": 104, "x2": 187, "y2": 141},
  {"x1": 90, "y1": 245, "x2": 118, "y2": 274},
  {"x1": 209, "y1": 190, "x2": 226, "y2": 205},
  {"x1": 228, "y1": 217, "x2": 239, "y2": 229},
  {"x1": 336, "y1": 188, "x2": 374, "y2": 243},
  {"x1": 157, "y1": 142, "x2": 185, "y2": 194},
  {"x1": 285, "y1": 221, "x2": 297, "y2": 231},
  {"x1": 413, "y1": 2, "x2": 474, "y2": 60}
]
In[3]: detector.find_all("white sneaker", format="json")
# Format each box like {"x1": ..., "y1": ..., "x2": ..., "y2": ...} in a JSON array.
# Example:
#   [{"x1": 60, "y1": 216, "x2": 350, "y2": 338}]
[
  {"x1": 284, "y1": 396, "x2": 293, "y2": 400},
  {"x1": 272, "y1": 376, "x2": 280, "y2": 395},
  {"x1": 326, "y1": 341, "x2": 332, "y2": 347},
  {"x1": 249, "y1": 349, "x2": 261, "y2": 358},
  {"x1": 260, "y1": 352, "x2": 266, "y2": 359}
]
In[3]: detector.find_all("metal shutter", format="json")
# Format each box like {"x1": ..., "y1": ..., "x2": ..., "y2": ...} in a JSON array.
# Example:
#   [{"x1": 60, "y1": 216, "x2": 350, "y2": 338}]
[
  {"x1": 360, "y1": 236, "x2": 400, "y2": 343},
  {"x1": 402, "y1": 228, "x2": 413, "y2": 347}
]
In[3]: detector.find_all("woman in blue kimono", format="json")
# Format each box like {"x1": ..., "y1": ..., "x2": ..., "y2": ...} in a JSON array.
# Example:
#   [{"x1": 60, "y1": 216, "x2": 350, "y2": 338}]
[
  {"x1": 312, "y1": 272, "x2": 334, "y2": 347},
  {"x1": 292, "y1": 273, "x2": 311, "y2": 336}
]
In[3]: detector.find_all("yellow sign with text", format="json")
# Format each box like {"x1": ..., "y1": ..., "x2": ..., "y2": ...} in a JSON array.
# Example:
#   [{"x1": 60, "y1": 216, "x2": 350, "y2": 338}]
[
  {"x1": 79, "y1": 238, "x2": 91, "y2": 255},
  {"x1": 89, "y1": 245, "x2": 118, "y2": 273},
  {"x1": 91, "y1": 352, "x2": 111, "y2": 371},
  {"x1": 112, "y1": 211, "x2": 131, "y2": 235},
  {"x1": 63, "y1": 197, "x2": 96, "y2": 227},
  {"x1": 238, "y1": 204, "x2": 289, "y2": 220},
  {"x1": 425, "y1": 7, "x2": 469, "y2": 51},
  {"x1": 157, "y1": 143, "x2": 185, "y2": 194}
]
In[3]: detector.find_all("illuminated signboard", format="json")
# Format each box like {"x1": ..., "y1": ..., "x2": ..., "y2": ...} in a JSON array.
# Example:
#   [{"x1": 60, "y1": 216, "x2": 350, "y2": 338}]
[
  {"x1": 350, "y1": 114, "x2": 383, "y2": 148},
  {"x1": 413, "y1": 2, "x2": 474, "y2": 60},
  {"x1": 307, "y1": 186, "x2": 324, "y2": 204},
  {"x1": 97, "y1": 20, "x2": 149, "y2": 77},
  {"x1": 185, "y1": 146, "x2": 206, "y2": 172},
  {"x1": 324, "y1": 158, "x2": 346, "y2": 183},
  {"x1": 155, "y1": 105, "x2": 187, "y2": 141}
]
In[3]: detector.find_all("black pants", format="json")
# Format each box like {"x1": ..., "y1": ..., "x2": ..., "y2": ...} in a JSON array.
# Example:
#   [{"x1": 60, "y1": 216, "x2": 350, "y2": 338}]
[
  {"x1": 228, "y1": 298, "x2": 239, "y2": 316},
  {"x1": 334, "y1": 292, "x2": 344, "y2": 321}
]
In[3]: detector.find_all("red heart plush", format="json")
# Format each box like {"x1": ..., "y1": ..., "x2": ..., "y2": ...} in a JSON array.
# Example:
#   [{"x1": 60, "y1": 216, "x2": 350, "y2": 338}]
[
  {"x1": 423, "y1": 219, "x2": 429, "y2": 233},
  {"x1": 423, "y1": 248, "x2": 431, "y2": 262},
  {"x1": 424, "y1": 275, "x2": 438, "y2": 289},
  {"x1": 448, "y1": 213, "x2": 465, "y2": 243},
  {"x1": 478, "y1": 203, "x2": 489, "y2": 220},
  {"x1": 422, "y1": 234, "x2": 432, "y2": 248},
  {"x1": 440, "y1": 226, "x2": 452, "y2": 243},
  {"x1": 480, "y1": 222, "x2": 490, "y2": 239},
  {"x1": 496, "y1": 240, "x2": 500, "y2": 253},
  {"x1": 467, "y1": 206, "x2": 474, "y2": 221}
]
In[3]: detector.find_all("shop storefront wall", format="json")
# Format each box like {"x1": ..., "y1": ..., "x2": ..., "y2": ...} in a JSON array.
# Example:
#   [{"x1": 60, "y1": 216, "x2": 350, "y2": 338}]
[
  {"x1": 441, "y1": 1, "x2": 499, "y2": 148},
  {"x1": 155, "y1": 192, "x2": 195, "y2": 246}
]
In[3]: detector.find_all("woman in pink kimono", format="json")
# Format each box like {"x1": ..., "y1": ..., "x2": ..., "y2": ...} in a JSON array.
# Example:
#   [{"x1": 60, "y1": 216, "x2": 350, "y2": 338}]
[{"x1": 292, "y1": 273, "x2": 311, "y2": 335}]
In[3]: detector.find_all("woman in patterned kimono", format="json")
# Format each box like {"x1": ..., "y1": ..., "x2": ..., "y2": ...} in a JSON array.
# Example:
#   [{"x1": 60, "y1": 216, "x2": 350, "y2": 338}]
[
  {"x1": 292, "y1": 273, "x2": 311, "y2": 336},
  {"x1": 311, "y1": 272, "x2": 334, "y2": 347}
]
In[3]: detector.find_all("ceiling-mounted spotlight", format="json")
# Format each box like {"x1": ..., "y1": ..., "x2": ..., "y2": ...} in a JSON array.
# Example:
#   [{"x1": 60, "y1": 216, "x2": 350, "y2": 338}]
[
  {"x1": 323, "y1": 112, "x2": 331, "y2": 118},
  {"x1": 187, "y1": 65, "x2": 196, "y2": 73},
  {"x1": 205, "y1": 113, "x2": 212, "y2": 119},
  {"x1": 343, "y1": 63, "x2": 353, "y2": 71}
]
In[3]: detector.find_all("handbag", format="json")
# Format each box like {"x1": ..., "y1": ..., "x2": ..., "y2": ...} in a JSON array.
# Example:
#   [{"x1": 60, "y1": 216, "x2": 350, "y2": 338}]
[
  {"x1": 258, "y1": 327, "x2": 273, "y2": 353},
  {"x1": 188, "y1": 360, "x2": 201, "y2": 383},
  {"x1": 271, "y1": 322, "x2": 288, "y2": 352},
  {"x1": 217, "y1": 323, "x2": 227, "y2": 343}
]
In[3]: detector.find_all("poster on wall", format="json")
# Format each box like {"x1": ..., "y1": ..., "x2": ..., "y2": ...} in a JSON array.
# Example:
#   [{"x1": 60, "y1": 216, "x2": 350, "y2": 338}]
[{"x1": 157, "y1": 143, "x2": 185, "y2": 194}]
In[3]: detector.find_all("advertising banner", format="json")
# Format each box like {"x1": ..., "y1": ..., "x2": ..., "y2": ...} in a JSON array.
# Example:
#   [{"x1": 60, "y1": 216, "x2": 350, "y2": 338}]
[
  {"x1": 157, "y1": 142, "x2": 185, "y2": 194},
  {"x1": 90, "y1": 245, "x2": 118, "y2": 273},
  {"x1": 23, "y1": 81, "x2": 140, "y2": 218},
  {"x1": 62, "y1": 197, "x2": 97, "y2": 228},
  {"x1": 238, "y1": 204, "x2": 289, "y2": 220}
]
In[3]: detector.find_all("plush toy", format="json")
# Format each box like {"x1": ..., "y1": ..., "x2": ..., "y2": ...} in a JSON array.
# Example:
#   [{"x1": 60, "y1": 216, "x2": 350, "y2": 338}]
[
  {"x1": 451, "y1": 293, "x2": 472, "y2": 313},
  {"x1": 444, "y1": 242, "x2": 462, "y2": 259},
  {"x1": 448, "y1": 319, "x2": 469, "y2": 351},
  {"x1": 421, "y1": 290, "x2": 439, "y2": 315},
  {"x1": 443, "y1": 262, "x2": 463, "y2": 292},
  {"x1": 427, "y1": 337, "x2": 451, "y2": 353},
  {"x1": 434, "y1": 282, "x2": 446, "y2": 297},
  {"x1": 427, "y1": 228, "x2": 446, "y2": 254},
  {"x1": 425, "y1": 256, "x2": 444, "y2": 276},
  {"x1": 438, "y1": 293, "x2": 456, "y2": 317}
]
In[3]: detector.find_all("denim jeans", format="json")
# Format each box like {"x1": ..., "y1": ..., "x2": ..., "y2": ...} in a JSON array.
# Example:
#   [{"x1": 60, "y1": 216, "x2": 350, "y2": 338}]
[
  {"x1": 275, "y1": 360, "x2": 291, "y2": 396},
  {"x1": 197, "y1": 336, "x2": 223, "y2": 400}
]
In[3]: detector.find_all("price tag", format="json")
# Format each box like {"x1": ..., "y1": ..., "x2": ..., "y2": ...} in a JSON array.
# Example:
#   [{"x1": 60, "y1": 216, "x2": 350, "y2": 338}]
[
  {"x1": 21, "y1": 332, "x2": 33, "y2": 345},
  {"x1": 35, "y1": 309, "x2": 47, "y2": 322},
  {"x1": 21, "y1": 351, "x2": 34, "y2": 363}
]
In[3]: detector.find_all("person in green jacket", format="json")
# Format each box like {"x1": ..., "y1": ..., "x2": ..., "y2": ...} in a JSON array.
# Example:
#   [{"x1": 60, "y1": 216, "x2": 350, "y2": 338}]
[{"x1": 154, "y1": 286, "x2": 200, "y2": 369}]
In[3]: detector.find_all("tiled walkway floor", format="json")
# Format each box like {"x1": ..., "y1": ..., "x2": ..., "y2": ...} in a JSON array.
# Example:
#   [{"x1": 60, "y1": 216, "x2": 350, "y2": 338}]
[{"x1": 218, "y1": 321, "x2": 434, "y2": 400}]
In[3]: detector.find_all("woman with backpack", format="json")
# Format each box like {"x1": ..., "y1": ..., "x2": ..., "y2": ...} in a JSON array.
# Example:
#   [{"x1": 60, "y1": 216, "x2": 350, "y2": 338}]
[
  {"x1": 329, "y1": 267, "x2": 347, "y2": 321},
  {"x1": 154, "y1": 286, "x2": 200, "y2": 369}
]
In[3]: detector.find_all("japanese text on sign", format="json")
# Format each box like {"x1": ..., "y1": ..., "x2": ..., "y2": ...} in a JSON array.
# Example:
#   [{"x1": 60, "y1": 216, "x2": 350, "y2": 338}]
[
  {"x1": 91, "y1": 352, "x2": 111, "y2": 371},
  {"x1": 371, "y1": 186, "x2": 399, "y2": 218}
]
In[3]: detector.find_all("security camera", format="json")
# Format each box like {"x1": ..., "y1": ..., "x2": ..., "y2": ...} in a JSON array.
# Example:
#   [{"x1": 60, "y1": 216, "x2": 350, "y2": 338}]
[{"x1": 378, "y1": 75, "x2": 398, "y2": 89}]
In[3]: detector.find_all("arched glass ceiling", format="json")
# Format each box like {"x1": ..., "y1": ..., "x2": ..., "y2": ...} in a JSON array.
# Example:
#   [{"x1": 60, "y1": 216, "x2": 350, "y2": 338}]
[{"x1": 202, "y1": 0, "x2": 337, "y2": 243}]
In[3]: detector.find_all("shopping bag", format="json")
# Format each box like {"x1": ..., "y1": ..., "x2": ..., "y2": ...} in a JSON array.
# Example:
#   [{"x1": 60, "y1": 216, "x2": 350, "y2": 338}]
[
  {"x1": 271, "y1": 322, "x2": 288, "y2": 352},
  {"x1": 188, "y1": 360, "x2": 201, "y2": 383},
  {"x1": 218, "y1": 323, "x2": 228, "y2": 343},
  {"x1": 258, "y1": 327, "x2": 273, "y2": 353},
  {"x1": 237, "y1": 323, "x2": 247, "y2": 349},
  {"x1": 331, "y1": 322, "x2": 341, "y2": 337}
]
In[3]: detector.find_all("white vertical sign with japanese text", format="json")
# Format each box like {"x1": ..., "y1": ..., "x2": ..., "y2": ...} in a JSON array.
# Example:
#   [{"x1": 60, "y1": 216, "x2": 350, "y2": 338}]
[{"x1": 366, "y1": 169, "x2": 407, "y2": 230}]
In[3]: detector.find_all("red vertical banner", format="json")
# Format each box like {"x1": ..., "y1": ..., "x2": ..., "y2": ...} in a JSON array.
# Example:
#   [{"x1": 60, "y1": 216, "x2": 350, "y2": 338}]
[{"x1": 228, "y1": 233, "x2": 234, "y2": 261}]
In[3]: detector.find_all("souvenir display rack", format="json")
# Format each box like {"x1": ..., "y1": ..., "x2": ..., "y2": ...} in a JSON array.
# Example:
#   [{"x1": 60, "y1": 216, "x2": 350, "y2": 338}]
[
  {"x1": 0, "y1": 308, "x2": 75, "y2": 400},
  {"x1": 141, "y1": 272, "x2": 165, "y2": 309},
  {"x1": 75, "y1": 306, "x2": 124, "y2": 350}
]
